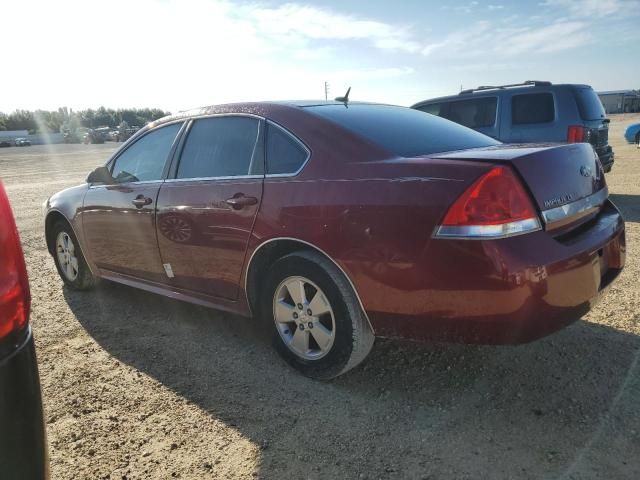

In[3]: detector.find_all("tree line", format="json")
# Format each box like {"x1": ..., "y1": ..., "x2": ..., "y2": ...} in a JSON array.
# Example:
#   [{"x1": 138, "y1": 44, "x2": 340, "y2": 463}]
[{"x1": 0, "y1": 107, "x2": 171, "y2": 133}]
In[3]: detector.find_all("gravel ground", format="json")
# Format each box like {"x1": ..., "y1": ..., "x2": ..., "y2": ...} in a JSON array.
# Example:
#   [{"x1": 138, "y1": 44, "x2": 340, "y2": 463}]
[{"x1": 1, "y1": 114, "x2": 639, "y2": 480}]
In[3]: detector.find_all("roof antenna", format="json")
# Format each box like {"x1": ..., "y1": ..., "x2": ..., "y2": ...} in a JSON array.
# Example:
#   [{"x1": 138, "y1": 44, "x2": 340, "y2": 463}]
[{"x1": 335, "y1": 87, "x2": 351, "y2": 104}]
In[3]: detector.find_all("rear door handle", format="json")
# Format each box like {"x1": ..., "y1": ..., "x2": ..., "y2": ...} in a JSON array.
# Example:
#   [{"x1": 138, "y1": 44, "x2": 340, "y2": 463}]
[
  {"x1": 132, "y1": 195, "x2": 153, "y2": 208},
  {"x1": 225, "y1": 194, "x2": 258, "y2": 209}
]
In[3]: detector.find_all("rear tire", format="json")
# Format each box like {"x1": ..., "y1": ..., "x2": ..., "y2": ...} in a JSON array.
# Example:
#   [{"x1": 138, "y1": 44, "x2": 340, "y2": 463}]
[
  {"x1": 636, "y1": 132, "x2": 640, "y2": 148},
  {"x1": 51, "y1": 221, "x2": 96, "y2": 290},
  {"x1": 260, "y1": 250, "x2": 375, "y2": 380}
]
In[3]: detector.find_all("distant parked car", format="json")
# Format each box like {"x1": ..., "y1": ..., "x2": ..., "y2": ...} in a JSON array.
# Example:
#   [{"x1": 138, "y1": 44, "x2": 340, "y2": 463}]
[
  {"x1": 412, "y1": 81, "x2": 615, "y2": 172},
  {"x1": 14, "y1": 138, "x2": 31, "y2": 147},
  {"x1": 44, "y1": 101, "x2": 625, "y2": 379},
  {"x1": 116, "y1": 126, "x2": 140, "y2": 142},
  {"x1": 63, "y1": 130, "x2": 82, "y2": 144},
  {"x1": 93, "y1": 127, "x2": 112, "y2": 142},
  {"x1": 82, "y1": 130, "x2": 105, "y2": 144},
  {"x1": 0, "y1": 182, "x2": 48, "y2": 479},
  {"x1": 0, "y1": 141, "x2": 11, "y2": 148},
  {"x1": 623, "y1": 123, "x2": 640, "y2": 146}
]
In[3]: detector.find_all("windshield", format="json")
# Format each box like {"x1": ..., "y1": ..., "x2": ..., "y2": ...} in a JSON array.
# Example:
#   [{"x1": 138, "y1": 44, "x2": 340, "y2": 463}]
[
  {"x1": 574, "y1": 87, "x2": 606, "y2": 120},
  {"x1": 305, "y1": 103, "x2": 500, "y2": 157}
]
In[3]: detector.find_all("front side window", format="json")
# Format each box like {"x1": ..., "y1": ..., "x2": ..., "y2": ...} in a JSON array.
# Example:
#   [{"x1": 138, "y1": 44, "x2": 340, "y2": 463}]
[
  {"x1": 266, "y1": 123, "x2": 308, "y2": 175},
  {"x1": 445, "y1": 97, "x2": 497, "y2": 128},
  {"x1": 176, "y1": 116, "x2": 261, "y2": 179},
  {"x1": 511, "y1": 93, "x2": 555, "y2": 125},
  {"x1": 111, "y1": 123, "x2": 181, "y2": 183}
]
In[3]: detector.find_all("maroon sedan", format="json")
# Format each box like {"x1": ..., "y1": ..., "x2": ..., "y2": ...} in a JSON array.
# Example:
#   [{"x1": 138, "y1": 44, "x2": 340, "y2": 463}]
[{"x1": 44, "y1": 102, "x2": 625, "y2": 379}]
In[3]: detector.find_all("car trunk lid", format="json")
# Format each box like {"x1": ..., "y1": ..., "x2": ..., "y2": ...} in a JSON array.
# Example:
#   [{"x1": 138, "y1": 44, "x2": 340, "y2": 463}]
[{"x1": 430, "y1": 143, "x2": 607, "y2": 233}]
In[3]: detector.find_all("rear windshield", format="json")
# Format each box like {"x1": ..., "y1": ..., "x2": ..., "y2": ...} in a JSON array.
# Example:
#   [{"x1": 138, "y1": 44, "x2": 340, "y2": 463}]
[
  {"x1": 305, "y1": 104, "x2": 499, "y2": 157},
  {"x1": 574, "y1": 87, "x2": 606, "y2": 120}
]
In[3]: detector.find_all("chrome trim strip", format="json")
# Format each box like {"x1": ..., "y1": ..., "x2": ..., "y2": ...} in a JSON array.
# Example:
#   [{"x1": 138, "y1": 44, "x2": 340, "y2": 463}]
[
  {"x1": 541, "y1": 187, "x2": 608, "y2": 227},
  {"x1": 433, "y1": 218, "x2": 542, "y2": 240},
  {"x1": 243, "y1": 237, "x2": 374, "y2": 333},
  {"x1": 264, "y1": 120, "x2": 311, "y2": 178},
  {"x1": 88, "y1": 179, "x2": 165, "y2": 189},
  {"x1": 177, "y1": 112, "x2": 265, "y2": 122},
  {"x1": 164, "y1": 175, "x2": 263, "y2": 183}
]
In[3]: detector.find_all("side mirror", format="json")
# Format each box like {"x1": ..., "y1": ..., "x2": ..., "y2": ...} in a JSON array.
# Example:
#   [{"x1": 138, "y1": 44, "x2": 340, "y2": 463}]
[{"x1": 87, "y1": 166, "x2": 114, "y2": 185}]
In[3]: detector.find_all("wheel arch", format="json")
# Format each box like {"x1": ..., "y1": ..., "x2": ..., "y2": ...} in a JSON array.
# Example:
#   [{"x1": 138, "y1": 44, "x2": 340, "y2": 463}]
[
  {"x1": 44, "y1": 210, "x2": 94, "y2": 276},
  {"x1": 244, "y1": 237, "x2": 374, "y2": 333},
  {"x1": 44, "y1": 210, "x2": 71, "y2": 256}
]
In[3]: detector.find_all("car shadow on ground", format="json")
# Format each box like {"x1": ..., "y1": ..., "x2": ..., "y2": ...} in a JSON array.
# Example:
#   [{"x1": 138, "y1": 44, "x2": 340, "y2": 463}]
[
  {"x1": 64, "y1": 283, "x2": 640, "y2": 479},
  {"x1": 610, "y1": 194, "x2": 640, "y2": 223}
]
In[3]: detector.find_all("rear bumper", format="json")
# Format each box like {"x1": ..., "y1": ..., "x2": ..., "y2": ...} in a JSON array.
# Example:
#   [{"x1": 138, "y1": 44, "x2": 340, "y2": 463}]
[
  {"x1": 0, "y1": 330, "x2": 48, "y2": 479},
  {"x1": 367, "y1": 201, "x2": 626, "y2": 344}
]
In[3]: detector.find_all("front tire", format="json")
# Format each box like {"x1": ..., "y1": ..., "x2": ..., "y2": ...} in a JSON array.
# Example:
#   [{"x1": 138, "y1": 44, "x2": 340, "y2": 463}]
[
  {"x1": 51, "y1": 221, "x2": 96, "y2": 290},
  {"x1": 261, "y1": 251, "x2": 375, "y2": 380}
]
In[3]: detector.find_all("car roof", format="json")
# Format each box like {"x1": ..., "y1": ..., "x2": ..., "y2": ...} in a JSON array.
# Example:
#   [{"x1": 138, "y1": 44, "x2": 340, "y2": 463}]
[
  {"x1": 269, "y1": 100, "x2": 383, "y2": 107},
  {"x1": 147, "y1": 100, "x2": 394, "y2": 129},
  {"x1": 412, "y1": 83, "x2": 592, "y2": 108}
]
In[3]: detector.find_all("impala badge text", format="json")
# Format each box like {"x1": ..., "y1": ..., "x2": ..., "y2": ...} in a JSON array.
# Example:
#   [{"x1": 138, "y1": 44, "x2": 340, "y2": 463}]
[{"x1": 543, "y1": 193, "x2": 575, "y2": 209}]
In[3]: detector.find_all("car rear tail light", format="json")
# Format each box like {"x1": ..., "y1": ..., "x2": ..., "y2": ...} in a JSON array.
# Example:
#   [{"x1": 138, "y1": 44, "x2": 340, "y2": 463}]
[
  {"x1": 434, "y1": 166, "x2": 541, "y2": 239},
  {"x1": 567, "y1": 125, "x2": 585, "y2": 143},
  {"x1": 0, "y1": 181, "x2": 30, "y2": 339}
]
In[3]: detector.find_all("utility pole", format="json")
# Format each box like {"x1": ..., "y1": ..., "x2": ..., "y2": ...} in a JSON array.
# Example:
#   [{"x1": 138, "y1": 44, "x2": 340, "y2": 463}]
[{"x1": 324, "y1": 81, "x2": 330, "y2": 101}]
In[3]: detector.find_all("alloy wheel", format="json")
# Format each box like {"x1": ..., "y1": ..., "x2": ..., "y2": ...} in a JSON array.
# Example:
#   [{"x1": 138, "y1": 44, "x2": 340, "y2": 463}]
[
  {"x1": 273, "y1": 276, "x2": 336, "y2": 360},
  {"x1": 56, "y1": 231, "x2": 79, "y2": 281}
]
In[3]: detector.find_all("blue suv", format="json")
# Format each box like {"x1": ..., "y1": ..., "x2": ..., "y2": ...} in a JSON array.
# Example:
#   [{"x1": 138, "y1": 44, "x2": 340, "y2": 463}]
[{"x1": 412, "y1": 81, "x2": 614, "y2": 172}]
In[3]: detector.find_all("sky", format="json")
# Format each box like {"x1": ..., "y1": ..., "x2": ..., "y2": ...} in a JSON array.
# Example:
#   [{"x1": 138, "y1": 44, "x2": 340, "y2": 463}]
[{"x1": 2, "y1": 0, "x2": 638, "y2": 113}]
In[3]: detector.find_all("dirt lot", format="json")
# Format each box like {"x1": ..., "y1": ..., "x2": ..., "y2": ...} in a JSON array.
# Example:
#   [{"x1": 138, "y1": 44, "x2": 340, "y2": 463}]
[{"x1": 1, "y1": 114, "x2": 639, "y2": 479}]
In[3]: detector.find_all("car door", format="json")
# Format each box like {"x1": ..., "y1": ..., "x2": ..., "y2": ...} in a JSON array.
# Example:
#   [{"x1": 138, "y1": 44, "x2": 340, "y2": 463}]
[
  {"x1": 81, "y1": 122, "x2": 183, "y2": 283},
  {"x1": 155, "y1": 115, "x2": 264, "y2": 300}
]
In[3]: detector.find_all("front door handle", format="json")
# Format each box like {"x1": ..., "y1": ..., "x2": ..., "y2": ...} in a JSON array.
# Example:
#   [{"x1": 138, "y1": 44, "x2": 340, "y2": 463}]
[
  {"x1": 132, "y1": 195, "x2": 153, "y2": 208},
  {"x1": 225, "y1": 194, "x2": 258, "y2": 210}
]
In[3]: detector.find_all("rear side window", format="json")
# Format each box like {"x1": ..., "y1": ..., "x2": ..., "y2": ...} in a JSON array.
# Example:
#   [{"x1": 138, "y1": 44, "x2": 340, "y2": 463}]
[
  {"x1": 416, "y1": 102, "x2": 444, "y2": 116},
  {"x1": 574, "y1": 87, "x2": 606, "y2": 120},
  {"x1": 266, "y1": 123, "x2": 308, "y2": 175},
  {"x1": 511, "y1": 93, "x2": 555, "y2": 125},
  {"x1": 177, "y1": 116, "x2": 260, "y2": 179},
  {"x1": 444, "y1": 97, "x2": 497, "y2": 128},
  {"x1": 306, "y1": 104, "x2": 499, "y2": 157},
  {"x1": 111, "y1": 123, "x2": 181, "y2": 183}
]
